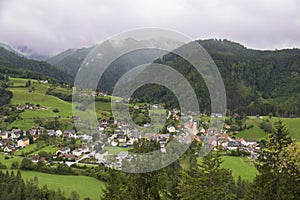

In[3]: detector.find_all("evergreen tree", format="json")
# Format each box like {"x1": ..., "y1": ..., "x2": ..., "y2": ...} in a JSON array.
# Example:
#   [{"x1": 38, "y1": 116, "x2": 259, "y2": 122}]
[
  {"x1": 178, "y1": 150, "x2": 236, "y2": 200},
  {"x1": 246, "y1": 120, "x2": 300, "y2": 200}
]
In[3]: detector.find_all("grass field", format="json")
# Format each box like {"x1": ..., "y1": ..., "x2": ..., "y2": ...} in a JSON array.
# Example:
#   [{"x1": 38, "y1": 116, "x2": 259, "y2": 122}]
[
  {"x1": 29, "y1": 145, "x2": 59, "y2": 156},
  {"x1": 221, "y1": 156, "x2": 258, "y2": 181},
  {"x1": 7, "y1": 79, "x2": 88, "y2": 129},
  {"x1": 238, "y1": 116, "x2": 300, "y2": 141},
  {"x1": 8, "y1": 78, "x2": 38, "y2": 87},
  {"x1": 268, "y1": 117, "x2": 300, "y2": 141},
  {"x1": 103, "y1": 146, "x2": 130, "y2": 154},
  {"x1": 4, "y1": 170, "x2": 105, "y2": 200},
  {"x1": 0, "y1": 153, "x2": 23, "y2": 168},
  {"x1": 14, "y1": 143, "x2": 38, "y2": 156},
  {"x1": 238, "y1": 117, "x2": 267, "y2": 140}
]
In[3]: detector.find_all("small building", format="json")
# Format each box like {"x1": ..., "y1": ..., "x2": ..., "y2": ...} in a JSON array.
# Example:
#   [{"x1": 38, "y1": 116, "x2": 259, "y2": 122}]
[
  {"x1": 167, "y1": 126, "x2": 176, "y2": 133},
  {"x1": 56, "y1": 146, "x2": 71, "y2": 155},
  {"x1": 17, "y1": 137, "x2": 30, "y2": 148},
  {"x1": 0, "y1": 131, "x2": 9, "y2": 140},
  {"x1": 4, "y1": 145, "x2": 14, "y2": 153},
  {"x1": 95, "y1": 150, "x2": 108, "y2": 162}
]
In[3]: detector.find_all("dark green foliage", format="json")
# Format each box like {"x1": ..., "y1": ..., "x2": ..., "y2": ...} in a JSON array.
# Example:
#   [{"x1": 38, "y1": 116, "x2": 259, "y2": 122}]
[
  {"x1": 178, "y1": 150, "x2": 236, "y2": 200},
  {"x1": 20, "y1": 158, "x2": 35, "y2": 170},
  {"x1": 0, "y1": 170, "x2": 69, "y2": 200},
  {"x1": 46, "y1": 89, "x2": 72, "y2": 102},
  {"x1": 53, "y1": 108, "x2": 60, "y2": 113},
  {"x1": 0, "y1": 87, "x2": 13, "y2": 106},
  {"x1": 132, "y1": 39, "x2": 300, "y2": 116},
  {"x1": 246, "y1": 120, "x2": 300, "y2": 200},
  {"x1": 259, "y1": 119, "x2": 273, "y2": 133},
  {"x1": 0, "y1": 162, "x2": 7, "y2": 169},
  {"x1": 0, "y1": 47, "x2": 72, "y2": 82}
]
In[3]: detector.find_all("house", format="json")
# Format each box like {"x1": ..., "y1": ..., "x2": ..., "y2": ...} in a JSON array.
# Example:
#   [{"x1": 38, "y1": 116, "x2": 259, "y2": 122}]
[
  {"x1": 227, "y1": 140, "x2": 242, "y2": 150},
  {"x1": 47, "y1": 130, "x2": 56, "y2": 137},
  {"x1": 60, "y1": 153, "x2": 76, "y2": 160},
  {"x1": 29, "y1": 129, "x2": 37, "y2": 135},
  {"x1": 101, "y1": 119, "x2": 109, "y2": 125},
  {"x1": 72, "y1": 149, "x2": 83, "y2": 157},
  {"x1": 95, "y1": 150, "x2": 108, "y2": 162},
  {"x1": 30, "y1": 155, "x2": 47, "y2": 163},
  {"x1": 117, "y1": 135, "x2": 127, "y2": 143},
  {"x1": 11, "y1": 130, "x2": 22, "y2": 139},
  {"x1": 0, "y1": 131, "x2": 9, "y2": 140},
  {"x1": 72, "y1": 146, "x2": 90, "y2": 156},
  {"x1": 56, "y1": 146, "x2": 71, "y2": 155},
  {"x1": 4, "y1": 145, "x2": 14, "y2": 153},
  {"x1": 63, "y1": 130, "x2": 76, "y2": 138},
  {"x1": 56, "y1": 130, "x2": 62, "y2": 137},
  {"x1": 245, "y1": 139, "x2": 257, "y2": 147},
  {"x1": 167, "y1": 126, "x2": 176, "y2": 133},
  {"x1": 17, "y1": 137, "x2": 30, "y2": 148},
  {"x1": 10, "y1": 132, "x2": 21, "y2": 139}
]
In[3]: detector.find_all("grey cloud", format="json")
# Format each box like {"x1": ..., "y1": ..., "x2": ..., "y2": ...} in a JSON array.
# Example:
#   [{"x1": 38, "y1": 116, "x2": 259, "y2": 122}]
[{"x1": 0, "y1": 0, "x2": 299, "y2": 56}]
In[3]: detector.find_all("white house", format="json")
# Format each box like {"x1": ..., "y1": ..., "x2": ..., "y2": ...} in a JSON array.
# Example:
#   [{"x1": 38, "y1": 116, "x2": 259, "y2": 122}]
[
  {"x1": 56, "y1": 146, "x2": 71, "y2": 155},
  {"x1": 167, "y1": 126, "x2": 176, "y2": 133},
  {"x1": 0, "y1": 131, "x2": 9, "y2": 140},
  {"x1": 17, "y1": 137, "x2": 30, "y2": 148},
  {"x1": 4, "y1": 146, "x2": 14, "y2": 153},
  {"x1": 95, "y1": 150, "x2": 108, "y2": 162}
]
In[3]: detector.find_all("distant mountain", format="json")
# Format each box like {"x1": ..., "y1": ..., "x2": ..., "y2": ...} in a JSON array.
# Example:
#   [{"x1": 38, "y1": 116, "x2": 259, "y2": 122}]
[
  {"x1": 47, "y1": 46, "x2": 95, "y2": 77},
  {"x1": 47, "y1": 37, "x2": 184, "y2": 91},
  {"x1": 0, "y1": 47, "x2": 72, "y2": 82}
]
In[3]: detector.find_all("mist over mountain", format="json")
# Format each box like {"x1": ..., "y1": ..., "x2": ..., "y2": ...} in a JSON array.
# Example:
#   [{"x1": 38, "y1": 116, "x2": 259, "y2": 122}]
[{"x1": 2, "y1": 38, "x2": 299, "y2": 116}]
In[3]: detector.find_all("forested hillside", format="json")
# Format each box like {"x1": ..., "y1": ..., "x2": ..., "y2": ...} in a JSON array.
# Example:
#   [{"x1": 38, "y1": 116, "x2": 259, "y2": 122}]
[
  {"x1": 134, "y1": 39, "x2": 300, "y2": 117},
  {"x1": 0, "y1": 47, "x2": 72, "y2": 82},
  {"x1": 46, "y1": 39, "x2": 300, "y2": 116}
]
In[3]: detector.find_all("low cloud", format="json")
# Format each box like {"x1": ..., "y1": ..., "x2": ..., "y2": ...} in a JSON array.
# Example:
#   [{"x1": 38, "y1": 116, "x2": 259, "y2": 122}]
[{"x1": 0, "y1": 0, "x2": 299, "y2": 56}]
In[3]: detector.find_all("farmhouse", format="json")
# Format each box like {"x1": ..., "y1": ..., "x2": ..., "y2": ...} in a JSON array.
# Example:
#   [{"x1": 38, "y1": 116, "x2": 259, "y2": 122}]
[
  {"x1": 17, "y1": 137, "x2": 30, "y2": 148},
  {"x1": 56, "y1": 146, "x2": 71, "y2": 155},
  {"x1": 0, "y1": 131, "x2": 9, "y2": 139}
]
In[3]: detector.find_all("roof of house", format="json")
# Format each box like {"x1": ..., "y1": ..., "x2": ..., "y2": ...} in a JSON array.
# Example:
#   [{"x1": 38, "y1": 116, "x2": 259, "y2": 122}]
[{"x1": 21, "y1": 137, "x2": 29, "y2": 142}]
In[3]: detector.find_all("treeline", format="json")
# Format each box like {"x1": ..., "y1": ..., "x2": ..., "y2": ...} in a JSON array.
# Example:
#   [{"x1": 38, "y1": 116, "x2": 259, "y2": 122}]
[
  {"x1": 20, "y1": 158, "x2": 76, "y2": 175},
  {"x1": 0, "y1": 170, "x2": 78, "y2": 200},
  {"x1": 0, "y1": 74, "x2": 13, "y2": 106},
  {"x1": 101, "y1": 121, "x2": 300, "y2": 200},
  {"x1": 46, "y1": 89, "x2": 72, "y2": 102}
]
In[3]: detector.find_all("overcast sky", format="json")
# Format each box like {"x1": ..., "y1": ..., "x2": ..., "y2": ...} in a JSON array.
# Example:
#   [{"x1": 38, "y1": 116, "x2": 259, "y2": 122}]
[{"x1": 0, "y1": 0, "x2": 300, "y2": 56}]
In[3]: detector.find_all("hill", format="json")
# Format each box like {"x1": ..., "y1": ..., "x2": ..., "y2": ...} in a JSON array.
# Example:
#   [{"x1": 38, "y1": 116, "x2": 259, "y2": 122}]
[
  {"x1": 0, "y1": 47, "x2": 72, "y2": 82},
  {"x1": 134, "y1": 39, "x2": 300, "y2": 117},
  {"x1": 47, "y1": 46, "x2": 95, "y2": 78},
  {"x1": 47, "y1": 39, "x2": 300, "y2": 116},
  {"x1": 46, "y1": 38, "x2": 183, "y2": 91}
]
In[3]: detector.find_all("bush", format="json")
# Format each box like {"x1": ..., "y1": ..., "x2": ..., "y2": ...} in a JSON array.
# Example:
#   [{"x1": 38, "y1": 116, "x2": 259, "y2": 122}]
[
  {"x1": 0, "y1": 162, "x2": 7, "y2": 169},
  {"x1": 11, "y1": 161, "x2": 19, "y2": 169},
  {"x1": 53, "y1": 108, "x2": 60, "y2": 113}
]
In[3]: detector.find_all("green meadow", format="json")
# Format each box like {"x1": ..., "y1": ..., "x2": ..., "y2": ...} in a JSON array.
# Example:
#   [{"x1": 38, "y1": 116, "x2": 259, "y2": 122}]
[
  {"x1": 238, "y1": 116, "x2": 300, "y2": 141},
  {"x1": 0, "y1": 154, "x2": 23, "y2": 168},
  {"x1": 221, "y1": 156, "x2": 258, "y2": 181},
  {"x1": 6, "y1": 170, "x2": 105, "y2": 200}
]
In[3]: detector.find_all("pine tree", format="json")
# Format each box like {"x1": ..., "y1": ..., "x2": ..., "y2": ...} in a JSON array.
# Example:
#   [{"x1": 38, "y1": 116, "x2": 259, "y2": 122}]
[
  {"x1": 246, "y1": 120, "x2": 300, "y2": 200},
  {"x1": 178, "y1": 150, "x2": 236, "y2": 200}
]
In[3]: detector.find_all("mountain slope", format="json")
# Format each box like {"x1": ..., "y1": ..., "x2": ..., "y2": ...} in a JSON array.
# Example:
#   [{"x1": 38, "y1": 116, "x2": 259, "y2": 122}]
[
  {"x1": 47, "y1": 46, "x2": 95, "y2": 77},
  {"x1": 0, "y1": 47, "x2": 72, "y2": 82},
  {"x1": 47, "y1": 38, "x2": 300, "y2": 116},
  {"x1": 133, "y1": 39, "x2": 300, "y2": 116}
]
